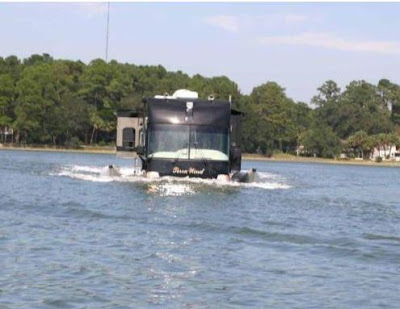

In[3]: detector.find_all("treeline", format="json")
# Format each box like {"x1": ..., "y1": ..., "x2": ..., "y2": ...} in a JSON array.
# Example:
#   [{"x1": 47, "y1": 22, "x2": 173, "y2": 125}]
[
  {"x1": 242, "y1": 79, "x2": 400, "y2": 158},
  {"x1": 1, "y1": 53, "x2": 400, "y2": 158}
]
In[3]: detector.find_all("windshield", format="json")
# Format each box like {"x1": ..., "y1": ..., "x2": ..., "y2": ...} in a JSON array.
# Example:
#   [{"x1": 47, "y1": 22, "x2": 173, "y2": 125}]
[
  {"x1": 147, "y1": 124, "x2": 229, "y2": 161},
  {"x1": 190, "y1": 126, "x2": 229, "y2": 161},
  {"x1": 147, "y1": 124, "x2": 189, "y2": 159}
]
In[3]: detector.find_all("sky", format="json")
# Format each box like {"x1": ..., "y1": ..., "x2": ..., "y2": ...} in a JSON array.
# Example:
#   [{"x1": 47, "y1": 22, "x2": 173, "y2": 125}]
[{"x1": 1, "y1": 2, "x2": 400, "y2": 103}]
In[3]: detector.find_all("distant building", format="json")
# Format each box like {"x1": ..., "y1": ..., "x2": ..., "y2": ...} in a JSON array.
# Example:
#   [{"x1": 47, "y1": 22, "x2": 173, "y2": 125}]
[
  {"x1": 370, "y1": 144, "x2": 399, "y2": 161},
  {"x1": 296, "y1": 145, "x2": 304, "y2": 156},
  {"x1": 0, "y1": 127, "x2": 13, "y2": 144}
]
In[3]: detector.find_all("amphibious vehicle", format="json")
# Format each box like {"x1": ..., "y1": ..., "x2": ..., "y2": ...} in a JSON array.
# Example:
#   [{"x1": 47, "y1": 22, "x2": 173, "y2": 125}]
[{"x1": 115, "y1": 89, "x2": 255, "y2": 182}]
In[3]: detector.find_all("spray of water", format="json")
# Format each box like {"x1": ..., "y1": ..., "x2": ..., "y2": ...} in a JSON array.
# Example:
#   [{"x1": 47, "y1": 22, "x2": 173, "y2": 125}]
[{"x1": 51, "y1": 164, "x2": 292, "y2": 196}]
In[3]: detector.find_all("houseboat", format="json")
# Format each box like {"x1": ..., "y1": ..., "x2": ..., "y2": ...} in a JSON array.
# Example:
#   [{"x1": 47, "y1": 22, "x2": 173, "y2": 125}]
[{"x1": 116, "y1": 89, "x2": 255, "y2": 182}]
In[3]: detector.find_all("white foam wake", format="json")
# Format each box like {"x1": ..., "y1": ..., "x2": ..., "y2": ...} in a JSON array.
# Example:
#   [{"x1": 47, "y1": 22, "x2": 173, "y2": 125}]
[{"x1": 52, "y1": 165, "x2": 292, "y2": 195}]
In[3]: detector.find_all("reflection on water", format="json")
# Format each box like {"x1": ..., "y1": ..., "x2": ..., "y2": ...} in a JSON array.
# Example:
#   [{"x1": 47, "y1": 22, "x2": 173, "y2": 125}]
[{"x1": 0, "y1": 150, "x2": 400, "y2": 308}]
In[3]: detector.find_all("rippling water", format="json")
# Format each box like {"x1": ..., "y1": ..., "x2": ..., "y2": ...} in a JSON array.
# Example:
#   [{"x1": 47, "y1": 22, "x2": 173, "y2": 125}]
[{"x1": 1, "y1": 150, "x2": 400, "y2": 308}]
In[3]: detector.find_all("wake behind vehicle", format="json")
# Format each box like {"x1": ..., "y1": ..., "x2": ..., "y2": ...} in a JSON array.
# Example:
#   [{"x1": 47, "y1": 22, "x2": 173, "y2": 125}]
[{"x1": 115, "y1": 89, "x2": 256, "y2": 182}]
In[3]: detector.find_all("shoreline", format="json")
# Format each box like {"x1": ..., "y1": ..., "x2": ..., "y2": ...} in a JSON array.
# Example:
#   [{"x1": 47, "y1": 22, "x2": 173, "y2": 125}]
[
  {"x1": 243, "y1": 154, "x2": 400, "y2": 168},
  {"x1": 0, "y1": 144, "x2": 115, "y2": 155},
  {"x1": 1, "y1": 144, "x2": 400, "y2": 168}
]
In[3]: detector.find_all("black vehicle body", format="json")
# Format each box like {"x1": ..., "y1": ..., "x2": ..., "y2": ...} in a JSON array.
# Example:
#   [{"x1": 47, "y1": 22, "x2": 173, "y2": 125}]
[{"x1": 117, "y1": 96, "x2": 243, "y2": 179}]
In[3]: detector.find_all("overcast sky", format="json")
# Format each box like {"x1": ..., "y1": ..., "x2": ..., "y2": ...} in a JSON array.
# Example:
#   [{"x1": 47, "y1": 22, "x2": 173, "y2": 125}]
[{"x1": 1, "y1": 2, "x2": 400, "y2": 103}]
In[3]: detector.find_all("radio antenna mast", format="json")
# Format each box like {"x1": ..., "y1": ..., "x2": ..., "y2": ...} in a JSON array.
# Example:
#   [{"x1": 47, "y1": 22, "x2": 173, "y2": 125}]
[{"x1": 105, "y1": 2, "x2": 110, "y2": 62}]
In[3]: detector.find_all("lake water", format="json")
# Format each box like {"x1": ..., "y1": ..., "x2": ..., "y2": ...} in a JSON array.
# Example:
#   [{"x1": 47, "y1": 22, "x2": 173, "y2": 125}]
[{"x1": 1, "y1": 150, "x2": 399, "y2": 308}]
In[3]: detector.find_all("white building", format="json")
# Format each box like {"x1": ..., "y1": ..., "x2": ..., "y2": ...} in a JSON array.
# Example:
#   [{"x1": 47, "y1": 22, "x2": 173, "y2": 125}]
[{"x1": 370, "y1": 144, "x2": 399, "y2": 161}]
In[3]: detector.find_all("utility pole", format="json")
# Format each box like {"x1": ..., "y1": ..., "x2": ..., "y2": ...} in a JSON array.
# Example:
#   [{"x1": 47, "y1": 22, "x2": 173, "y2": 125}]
[{"x1": 105, "y1": 2, "x2": 110, "y2": 62}]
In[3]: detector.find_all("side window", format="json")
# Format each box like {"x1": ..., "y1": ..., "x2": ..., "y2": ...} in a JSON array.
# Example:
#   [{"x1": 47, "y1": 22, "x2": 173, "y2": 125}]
[{"x1": 122, "y1": 128, "x2": 135, "y2": 148}]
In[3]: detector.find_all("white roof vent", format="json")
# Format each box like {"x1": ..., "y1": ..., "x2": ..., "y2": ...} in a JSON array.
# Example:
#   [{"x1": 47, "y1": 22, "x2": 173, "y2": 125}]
[
  {"x1": 172, "y1": 89, "x2": 198, "y2": 99},
  {"x1": 154, "y1": 89, "x2": 199, "y2": 100}
]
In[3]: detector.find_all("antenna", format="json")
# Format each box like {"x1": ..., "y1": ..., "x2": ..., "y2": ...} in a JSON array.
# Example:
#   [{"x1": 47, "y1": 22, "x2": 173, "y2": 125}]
[{"x1": 105, "y1": 2, "x2": 110, "y2": 62}]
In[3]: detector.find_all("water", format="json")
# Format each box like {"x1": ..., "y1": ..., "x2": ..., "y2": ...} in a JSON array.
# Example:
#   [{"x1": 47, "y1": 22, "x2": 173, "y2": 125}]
[{"x1": 1, "y1": 150, "x2": 400, "y2": 308}]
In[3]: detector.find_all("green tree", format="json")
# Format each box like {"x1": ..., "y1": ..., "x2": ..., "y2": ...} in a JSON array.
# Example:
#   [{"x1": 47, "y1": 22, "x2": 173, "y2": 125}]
[
  {"x1": 315, "y1": 80, "x2": 393, "y2": 139},
  {"x1": 346, "y1": 130, "x2": 373, "y2": 159},
  {"x1": 79, "y1": 59, "x2": 115, "y2": 144},
  {"x1": 311, "y1": 80, "x2": 341, "y2": 108},
  {"x1": 243, "y1": 82, "x2": 297, "y2": 155},
  {"x1": 14, "y1": 63, "x2": 53, "y2": 143},
  {"x1": 378, "y1": 79, "x2": 400, "y2": 128},
  {"x1": 302, "y1": 121, "x2": 342, "y2": 158},
  {"x1": 0, "y1": 74, "x2": 15, "y2": 127},
  {"x1": 290, "y1": 102, "x2": 313, "y2": 153}
]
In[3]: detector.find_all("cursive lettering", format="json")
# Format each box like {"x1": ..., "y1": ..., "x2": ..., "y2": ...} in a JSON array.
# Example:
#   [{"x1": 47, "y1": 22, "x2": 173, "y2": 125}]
[{"x1": 172, "y1": 167, "x2": 205, "y2": 175}]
